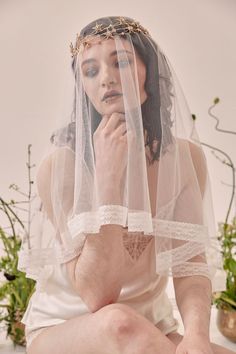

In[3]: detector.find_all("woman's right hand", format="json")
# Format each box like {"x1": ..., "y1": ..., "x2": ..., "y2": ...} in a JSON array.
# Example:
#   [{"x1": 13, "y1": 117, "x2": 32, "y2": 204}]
[{"x1": 93, "y1": 112, "x2": 131, "y2": 203}]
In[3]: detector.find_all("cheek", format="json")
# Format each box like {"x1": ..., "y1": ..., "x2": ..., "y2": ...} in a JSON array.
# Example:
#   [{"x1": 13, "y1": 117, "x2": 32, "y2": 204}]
[
  {"x1": 137, "y1": 66, "x2": 147, "y2": 101},
  {"x1": 138, "y1": 66, "x2": 146, "y2": 88},
  {"x1": 83, "y1": 81, "x2": 100, "y2": 107},
  {"x1": 115, "y1": 70, "x2": 122, "y2": 82}
]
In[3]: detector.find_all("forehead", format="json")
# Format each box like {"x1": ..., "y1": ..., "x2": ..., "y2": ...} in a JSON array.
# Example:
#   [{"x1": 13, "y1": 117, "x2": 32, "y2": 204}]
[{"x1": 78, "y1": 37, "x2": 134, "y2": 60}]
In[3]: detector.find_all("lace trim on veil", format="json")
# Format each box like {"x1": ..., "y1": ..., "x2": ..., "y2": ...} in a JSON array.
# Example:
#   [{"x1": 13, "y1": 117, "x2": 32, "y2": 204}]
[
  {"x1": 67, "y1": 205, "x2": 153, "y2": 236},
  {"x1": 18, "y1": 205, "x2": 211, "y2": 281}
]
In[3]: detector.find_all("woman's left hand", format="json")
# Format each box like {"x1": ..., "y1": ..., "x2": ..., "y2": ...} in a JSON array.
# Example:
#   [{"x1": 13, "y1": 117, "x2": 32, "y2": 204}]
[{"x1": 175, "y1": 333, "x2": 214, "y2": 354}]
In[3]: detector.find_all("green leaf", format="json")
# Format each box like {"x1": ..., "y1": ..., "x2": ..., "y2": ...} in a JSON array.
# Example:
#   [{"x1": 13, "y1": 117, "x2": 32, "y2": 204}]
[
  {"x1": 0, "y1": 283, "x2": 10, "y2": 300},
  {"x1": 228, "y1": 259, "x2": 236, "y2": 275},
  {"x1": 220, "y1": 293, "x2": 236, "y2": 308}
]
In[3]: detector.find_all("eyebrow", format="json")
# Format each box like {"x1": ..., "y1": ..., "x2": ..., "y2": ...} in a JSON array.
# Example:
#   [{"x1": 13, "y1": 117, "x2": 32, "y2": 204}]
[{"x1": 81, "y1": 50, "x2": 133, "y2": 68}]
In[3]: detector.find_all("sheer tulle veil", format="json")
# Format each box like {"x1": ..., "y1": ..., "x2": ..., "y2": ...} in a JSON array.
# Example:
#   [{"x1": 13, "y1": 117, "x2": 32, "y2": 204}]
[{"x1": 18, "y1": 16, "x2": 223, "y2": 292}]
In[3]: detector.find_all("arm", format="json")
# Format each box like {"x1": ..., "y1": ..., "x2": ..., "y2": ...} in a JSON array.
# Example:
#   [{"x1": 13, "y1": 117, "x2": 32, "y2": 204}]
[
  {"x1": 67, "y1": 184, "x2": 126, "y2": 312},
  {"x1": 173, "y1": 272, "x2": 212, "y2": 337},
  {"x1": 173, "y1": 141, "x2": 214, "y2": 352},
  {"x1": 38, "y1": 114, "x2": 127, "y2": 312},
  {"x1": 173, "y1": 273, "x2": 214, "y2": 354},
  {"x1": 67, "y1": 224, "x2": 125, "y2": 313},
  {"x1": 37, "y1": 147, "x2": 126, "y2": 313}
]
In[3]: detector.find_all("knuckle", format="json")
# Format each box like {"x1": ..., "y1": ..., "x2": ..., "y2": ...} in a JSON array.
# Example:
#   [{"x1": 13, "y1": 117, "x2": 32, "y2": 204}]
[
  {"x1": 111, "y1": 112, "x2": 119, "y2": 120},
  {"x1": 102, "y1": 128, "x2": 110, "y2": 138}
]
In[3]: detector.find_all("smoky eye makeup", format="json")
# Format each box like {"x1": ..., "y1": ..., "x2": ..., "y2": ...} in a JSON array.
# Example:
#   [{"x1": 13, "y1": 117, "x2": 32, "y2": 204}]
[
  {"x1": 81, "y1": 51, "x2": 134, "y2": 78},
  {"x1": 115, "y1": 57, "x2": 133, "y2": 67},
  {"x1": 81, "y1": 57, "x2": 98, "y2": 77},
  {"x1": 83, "y1": 66, "x2": 98, "y2": 78}
]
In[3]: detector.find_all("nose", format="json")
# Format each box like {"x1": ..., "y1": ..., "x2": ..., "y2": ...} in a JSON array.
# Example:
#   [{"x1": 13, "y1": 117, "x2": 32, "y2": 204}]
[{"x1": 100, "y1": 64, "x2": 117, "y2": 87}]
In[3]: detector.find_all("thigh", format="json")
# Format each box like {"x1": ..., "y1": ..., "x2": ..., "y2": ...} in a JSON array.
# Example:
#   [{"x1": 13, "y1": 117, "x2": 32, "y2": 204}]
[
  {"x1": 27, "y1": 303, "x2": 176, "y2": 354},
  {"x1": 27, "y1": 305, "x2": 114, "y2": 354}
]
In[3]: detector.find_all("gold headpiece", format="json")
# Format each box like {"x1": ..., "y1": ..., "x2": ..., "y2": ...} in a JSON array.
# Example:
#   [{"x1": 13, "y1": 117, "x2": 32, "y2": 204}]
[{"x1": 70, "y1": 17, "x2": 151, "y2": 58}]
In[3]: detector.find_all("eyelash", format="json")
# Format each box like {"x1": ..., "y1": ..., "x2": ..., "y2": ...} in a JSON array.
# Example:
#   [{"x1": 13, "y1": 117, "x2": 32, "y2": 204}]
[
  {"x1": 115, "y1": 59, "x2": 132, "y2": 68},
  {"x1": 84, "y1": 59, "x2": 132, "y2": 78}
]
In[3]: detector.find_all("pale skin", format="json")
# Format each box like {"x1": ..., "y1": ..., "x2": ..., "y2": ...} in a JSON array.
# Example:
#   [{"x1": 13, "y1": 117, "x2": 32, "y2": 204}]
[{"x1": 28, "y1": 38, "x2": 234, "y2": 353}]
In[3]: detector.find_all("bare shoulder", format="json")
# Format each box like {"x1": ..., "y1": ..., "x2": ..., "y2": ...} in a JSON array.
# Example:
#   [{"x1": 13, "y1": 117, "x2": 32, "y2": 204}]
[
  {"x1": 176, "y1": 137, "x2": 207, "y2": 194},
  {"x1": 36, "y1": 146, "x2": 75, "y2": 186},
  {"x1": 36, "y1": 146, "x2": 75, "y2": 222}
]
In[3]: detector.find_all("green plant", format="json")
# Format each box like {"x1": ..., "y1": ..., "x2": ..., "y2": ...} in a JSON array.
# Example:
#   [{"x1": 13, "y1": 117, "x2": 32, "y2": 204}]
[
  {"x1": 0, "y1": 145, "x2": 36, "y2": 346},
  {"x1": 213, "y1": 218, "x2": 236, "y2": 310},
  {"x1": 193, "y1": 98, "x2": 236, "y2": 311}
]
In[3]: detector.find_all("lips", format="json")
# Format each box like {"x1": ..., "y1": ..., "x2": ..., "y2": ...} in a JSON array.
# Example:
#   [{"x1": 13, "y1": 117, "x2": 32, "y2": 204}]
[{"x1": 102, "y1": 90, "x2": 122, "y2": 102}]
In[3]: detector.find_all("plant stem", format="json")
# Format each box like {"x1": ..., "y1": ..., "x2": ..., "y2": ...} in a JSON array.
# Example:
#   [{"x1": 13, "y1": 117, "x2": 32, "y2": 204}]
[
  {"x1": 10, "y1": 289, "x2": 24, "y2": 308},
  {"x1": 26, "y1": 144, "x2": 33, "y2": 249},
  {"x1": 220, "y1": 294, "x2": 236, "y2": 308},
  {"x1": 208, "y1": 103, "x2": 236, "y2": 136},
  {"x1": 0, "y1": 200, "x2": 17, "y2": 239},
  {"x1": 0, "y1": 198, "x2": 25, "y2": 233}
]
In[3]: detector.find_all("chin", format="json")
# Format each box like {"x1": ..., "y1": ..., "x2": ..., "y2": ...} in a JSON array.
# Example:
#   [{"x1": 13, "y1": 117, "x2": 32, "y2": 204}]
[{"x1": 101, "y1": 102, "x2": 125, "y2": 116}]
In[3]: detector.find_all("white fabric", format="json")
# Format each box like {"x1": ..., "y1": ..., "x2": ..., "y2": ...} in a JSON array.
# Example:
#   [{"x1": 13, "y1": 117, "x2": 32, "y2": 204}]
[
  {"x1": 17, "y1": 16, "x2": 224, "y2": 290},
  {"x1": 22, "y1": 236, "x2": 179, "y2": 348}
]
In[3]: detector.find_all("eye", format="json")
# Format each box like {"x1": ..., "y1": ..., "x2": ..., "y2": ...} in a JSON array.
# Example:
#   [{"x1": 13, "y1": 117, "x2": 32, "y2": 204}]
[
  {"x1": 115, "y1": 58, "x2": 132, "y2": 68},
  {"x1": 84, "y1": 67, "x2": 98, "y2": 78}
]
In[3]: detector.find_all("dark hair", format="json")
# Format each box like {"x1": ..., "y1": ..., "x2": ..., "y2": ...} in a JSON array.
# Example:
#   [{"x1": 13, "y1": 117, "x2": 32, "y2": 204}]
[{"x1": 51, "y1": 16, "x2": 173, "y2": 163}]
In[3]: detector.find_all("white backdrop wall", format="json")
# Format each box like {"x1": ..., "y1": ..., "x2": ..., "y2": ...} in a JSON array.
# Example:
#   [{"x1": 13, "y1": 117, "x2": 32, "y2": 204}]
[{"x1": 0, "y1": 0, "x2": 235, "y2": 243}]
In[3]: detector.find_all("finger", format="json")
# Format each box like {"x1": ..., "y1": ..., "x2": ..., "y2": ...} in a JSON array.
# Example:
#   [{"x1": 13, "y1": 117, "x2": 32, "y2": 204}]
[
  {"x1": 104, "y1": 112, "x2": 125, "y2": 132},
  {"x1": 119, "y1": 130, "x2": 133, "y2": 144},
  {"x1": 113, "y1": 122, "x2": 127, "y2": 136},
  {"x1": 95, "y1": 115, "x2": 110, "y2": 133}
]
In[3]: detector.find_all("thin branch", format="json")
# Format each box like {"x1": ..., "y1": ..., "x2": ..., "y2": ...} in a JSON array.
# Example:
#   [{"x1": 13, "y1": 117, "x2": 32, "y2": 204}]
[
  {"x1": 8, "y1": 201, "x2": 30, "y2": 205},
  {"x1": 0, "y1": 198, "x2": 25, "y2": 232},
  {"x1": 208, "y1": 99, "x2": 236, "y2": 136},
  {"x1": 26, "y1": 144, "x2": 34, "y2": 249},
  {"x1": 10, "y1": 206, "x2": 29, "y2": 213},
  {"x1": 0, "y1": 200, "x2": 17, "y2": 238},
  {"x1": 9, "y1": 189, "x2": 28, "y2": 198},
  {"x1": 211, "y1": 151, "x2": 236, "y2": 171}
]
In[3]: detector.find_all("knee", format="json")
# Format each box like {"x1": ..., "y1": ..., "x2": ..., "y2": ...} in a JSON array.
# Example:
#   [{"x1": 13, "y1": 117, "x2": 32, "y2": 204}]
[
  {"x1": 101, "y1": 303, "x2": 139, "y2": 338},
  {"x1": 98, "y1": 304, "x2": 176, "y2": 354}
]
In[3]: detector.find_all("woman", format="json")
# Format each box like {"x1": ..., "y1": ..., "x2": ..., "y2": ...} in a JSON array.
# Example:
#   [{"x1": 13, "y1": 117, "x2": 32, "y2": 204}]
[{"x1": 19, "y1": 16, "x2": 233, "y2": 353}]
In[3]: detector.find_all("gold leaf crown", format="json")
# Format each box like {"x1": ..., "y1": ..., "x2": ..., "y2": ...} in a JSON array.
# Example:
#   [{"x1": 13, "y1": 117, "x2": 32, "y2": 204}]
[{"x1": 70, "y1": 17, "x2": 151, "y2": 58}]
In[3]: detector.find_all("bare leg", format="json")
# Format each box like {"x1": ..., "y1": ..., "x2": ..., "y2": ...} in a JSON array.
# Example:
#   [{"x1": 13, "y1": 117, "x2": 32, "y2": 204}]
[
  {"x1": 167, "y1": 332, "x2": 235, "y2": 354},
  {"x1": 27, "y1": 303, "x2": 176, "y2": 354}
]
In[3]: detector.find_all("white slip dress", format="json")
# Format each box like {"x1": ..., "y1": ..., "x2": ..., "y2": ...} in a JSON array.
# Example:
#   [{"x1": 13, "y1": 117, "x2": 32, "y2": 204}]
[{"x1": 22, "y1": 232, "x2": 179, "y2": 348}]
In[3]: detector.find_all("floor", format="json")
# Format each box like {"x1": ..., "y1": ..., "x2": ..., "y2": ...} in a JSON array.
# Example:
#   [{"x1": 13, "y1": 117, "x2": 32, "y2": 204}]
[{"x1": 0, "y1": 307, "x2": 235, "y2": 353}]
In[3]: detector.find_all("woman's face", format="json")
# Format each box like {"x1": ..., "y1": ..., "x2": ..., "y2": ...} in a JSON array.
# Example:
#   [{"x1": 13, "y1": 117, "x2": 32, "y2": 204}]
[{"x1": 79, "y1": 37, "x2": 147, "y2": 116}]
